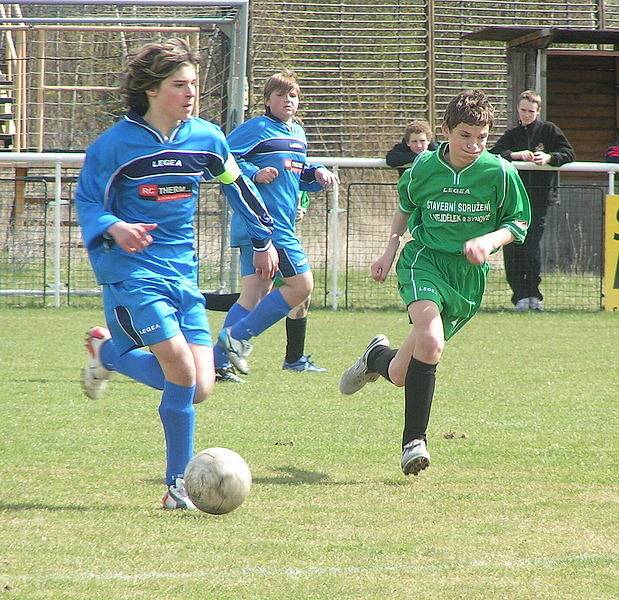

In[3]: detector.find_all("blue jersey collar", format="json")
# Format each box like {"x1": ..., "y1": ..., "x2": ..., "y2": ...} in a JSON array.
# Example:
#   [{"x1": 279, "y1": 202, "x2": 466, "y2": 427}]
[{"x1": 124, "y1": 110, "x2": 186, "y2": 144}]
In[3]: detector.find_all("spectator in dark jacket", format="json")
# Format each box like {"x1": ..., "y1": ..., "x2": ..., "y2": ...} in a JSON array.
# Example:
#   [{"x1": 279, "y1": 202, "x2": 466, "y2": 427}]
[
  {"x1": 490, "y1": 90, "x2": 574, "y2": 312},
  {"x1": 386, "y1": 120, "x2": 438, "y2": 176}
]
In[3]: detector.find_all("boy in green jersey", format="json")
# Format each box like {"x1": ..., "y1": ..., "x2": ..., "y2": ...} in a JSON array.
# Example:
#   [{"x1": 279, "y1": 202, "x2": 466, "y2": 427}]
[{"x1": 339, "y1": 90, "x2": 531, "y2": 476}]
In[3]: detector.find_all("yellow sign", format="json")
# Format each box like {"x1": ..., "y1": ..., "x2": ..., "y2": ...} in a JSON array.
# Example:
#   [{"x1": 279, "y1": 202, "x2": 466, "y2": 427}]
[{"x1": 604, "y1": 194, "x2": 619, "y2": 310}]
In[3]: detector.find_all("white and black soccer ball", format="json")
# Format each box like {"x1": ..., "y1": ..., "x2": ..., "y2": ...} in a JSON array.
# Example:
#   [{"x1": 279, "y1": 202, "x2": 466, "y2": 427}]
[{"x1": 184, "y1": 447, "x2": 252, "y2": 514}]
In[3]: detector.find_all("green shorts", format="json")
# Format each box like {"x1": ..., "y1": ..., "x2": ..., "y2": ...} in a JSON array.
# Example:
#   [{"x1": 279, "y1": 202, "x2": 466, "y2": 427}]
[{"x1": 396, "y1": 240, "x2": 489, "y2": 340}]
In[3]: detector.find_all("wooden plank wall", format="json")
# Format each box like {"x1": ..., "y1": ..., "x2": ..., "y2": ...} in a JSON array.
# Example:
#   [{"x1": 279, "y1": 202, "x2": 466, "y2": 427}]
[{"x1": 546, "y1": 52, "x2": 618, "y2": 163}]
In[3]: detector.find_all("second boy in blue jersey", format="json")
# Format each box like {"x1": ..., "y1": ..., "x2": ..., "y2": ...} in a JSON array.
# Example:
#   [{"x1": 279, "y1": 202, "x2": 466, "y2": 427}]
[{"x1": 214, "y1": 70, "x2": 338, "y2": 376}]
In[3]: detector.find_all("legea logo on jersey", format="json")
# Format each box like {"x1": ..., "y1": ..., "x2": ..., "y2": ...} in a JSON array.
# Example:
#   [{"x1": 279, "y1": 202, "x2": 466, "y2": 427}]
[
  {"x1": 139, "y1": 183, "x2": 192, "y2": 202},
  {"x1": 152, "y1": 158, "x2": 183, "y2": 167},
  {"x1": 139, "y1": 323, "x2": 161, "y2": 335},
  {"x1": 289, "y1": 142, "x2": 304, "y2": 150},
  {"x1": 418, "y1": 285, "x2": 436, "y2": 294},
  {"x1": 284, "y1": 158, "x2": 304, "y2": 174},
  {"x1": 442, "y1": 187, "x2": 471, "y2": 195}
]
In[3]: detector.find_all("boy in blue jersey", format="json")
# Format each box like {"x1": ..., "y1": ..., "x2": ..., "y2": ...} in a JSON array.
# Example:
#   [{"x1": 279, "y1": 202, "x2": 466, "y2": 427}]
[
  {"x1": 208, "y1": 191, "x2": 326, "y2": 384},
  {"x1": 76, "y1": 39, "x2": 277, "y2": 509},
  {"x1": 214, "y1": 71, "x2": 338, "y2": 377},
  {"x1": 340, "y1": 90, "x2": 530, "y2": 477}
]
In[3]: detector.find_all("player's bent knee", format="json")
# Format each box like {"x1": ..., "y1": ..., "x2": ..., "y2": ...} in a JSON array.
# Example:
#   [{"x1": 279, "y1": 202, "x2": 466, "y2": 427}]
[
  {"x1": 193, "y1": 378, "x2": 215, "y2": 404},
  {"x1": 417, "y1": 335, "x2": 444, "y2": 363},
  {"x1": 389, "y1": 371, "x2": 406, "y2": 388}
]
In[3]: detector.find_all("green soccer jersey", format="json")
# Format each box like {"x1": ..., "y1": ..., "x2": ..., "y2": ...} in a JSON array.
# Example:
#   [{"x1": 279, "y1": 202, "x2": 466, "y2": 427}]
[{"x1": 398, "y1": 144, "x2": 531, "y2": 254}]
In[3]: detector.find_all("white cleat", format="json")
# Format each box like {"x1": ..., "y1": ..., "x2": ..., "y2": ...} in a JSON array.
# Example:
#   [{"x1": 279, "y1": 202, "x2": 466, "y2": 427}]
[
  {"x1": 529, "y1": 297, "x2": 544, "y2": 311},
  {"x1": 161, "y1": 477, "x2": 196, "y2": 510},
  {"x1": 81, "y1": 326, "x2": 113, "y2": 400},
  {"x1": 401, "y1": 439, "x2": 431, "y2": 476},
  {"x1": 339, "y1": 334, "x2": 390, "y2": 395},
  {"x1": 217, "y1": 327, "x2": 252, "y2": 375},
  {"x1": 514, "y1": 298, "x2": 530, "y2": 312}
]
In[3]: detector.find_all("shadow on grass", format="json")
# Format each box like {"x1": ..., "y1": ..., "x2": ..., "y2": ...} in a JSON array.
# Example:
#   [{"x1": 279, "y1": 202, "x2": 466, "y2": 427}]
[
  {"x1": 253, "y1": 465, "x2": 330, "y2": 486},
  {"x1": 0, "y1": 501, "x2": 94, "y2": 511},
  {"x1": 252, "y1": 466, "x2": 414, "y2": 487}
]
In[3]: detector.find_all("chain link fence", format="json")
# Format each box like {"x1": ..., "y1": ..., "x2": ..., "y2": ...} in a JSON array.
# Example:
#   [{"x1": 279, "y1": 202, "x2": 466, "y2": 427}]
[{"x1": 0, "y1": 166, "x2": 605, "y2": 311}]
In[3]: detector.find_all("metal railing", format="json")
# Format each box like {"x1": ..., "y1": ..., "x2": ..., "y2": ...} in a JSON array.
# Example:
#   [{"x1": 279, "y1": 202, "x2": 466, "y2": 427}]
[{"x1": 0, "y1": 152, "x2": 617, "y2": 309}]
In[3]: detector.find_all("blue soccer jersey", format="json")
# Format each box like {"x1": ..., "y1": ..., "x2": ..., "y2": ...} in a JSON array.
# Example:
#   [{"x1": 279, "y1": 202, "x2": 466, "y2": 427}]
[
  {"x1": 226, "y1": 114, "x2": 324, "y2": 248},
  {"x1": 76, "y1": 112, "x2": 274, "y2": 285}
]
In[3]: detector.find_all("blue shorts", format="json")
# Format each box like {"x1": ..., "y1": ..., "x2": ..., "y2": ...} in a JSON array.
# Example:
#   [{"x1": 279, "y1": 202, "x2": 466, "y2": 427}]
[
  {"x1": 102, "y1": 278, "x2": 212, "y2": 355},
  {"x1": 238, "y1": 242, "x2": 310, "y2": 278}
]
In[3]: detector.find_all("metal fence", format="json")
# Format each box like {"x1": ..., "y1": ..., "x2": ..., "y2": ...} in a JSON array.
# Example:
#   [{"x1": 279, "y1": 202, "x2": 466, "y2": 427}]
[
  {"x1": 341, "y1": 181, "x2": 605, "y2": 311},
  {"x1": 0, "y1": 158, "x2": 611, "y2": 312}
]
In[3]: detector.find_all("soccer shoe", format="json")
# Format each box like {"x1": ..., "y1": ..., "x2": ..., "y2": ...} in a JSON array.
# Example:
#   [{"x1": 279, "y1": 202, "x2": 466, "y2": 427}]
[
  {"x1": 81, "y1": 326, "x2": 113, "y2": 400},
  {"x1": 339, "y1": 334, "x2": 390, "y2": 395},
  {"x1": 217, "y1": 328, "x2": 252, "y2": 375},
  {"x1": 529, "y1": 297, "x2": 544, "y2": 311},
  {"x1": 161, "y1": 477, "x2": 196, "y2": 510},
  {"x1": 282, "y1": 355, "x2": 327, "y2": 373},
  {"x1": 215, "y1": 366, "x2": 246, "y2": 384},
  {"x1": 401, "y1": 439, "x2": 431, "y2": 476},
  {"x1": 514, "y1": 298, "x2": 530, "y2": 312}
]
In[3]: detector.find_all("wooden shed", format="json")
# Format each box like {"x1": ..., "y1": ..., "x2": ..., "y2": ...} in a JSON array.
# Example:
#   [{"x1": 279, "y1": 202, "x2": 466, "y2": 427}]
[{"x1": 463, "y1": 27, "x2": 619, "y2": 164}]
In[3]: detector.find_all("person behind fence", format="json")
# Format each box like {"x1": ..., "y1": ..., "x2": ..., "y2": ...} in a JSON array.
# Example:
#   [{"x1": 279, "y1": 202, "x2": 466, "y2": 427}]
[
  {"x1": 339, "y1": 90, "x2": 530, "y2": 477},
  {"x1": 213, "y1": 70, "x2": 338, "y2": 379},
  {"x1": 490, "y1": 89, "x2": 574, "y2": 312},
  {"x1": 206, "y1": 192, "x2": 327, "y2": 384},
  {"x1": 75, "y1": 38, "x2": 277, "y2": 510},
  {"x1": 385, "y1": 119, "x2": 438, "y2": 176},
  {"x1": 604, "y1": 139, "x2": 619, "y2": 163}
]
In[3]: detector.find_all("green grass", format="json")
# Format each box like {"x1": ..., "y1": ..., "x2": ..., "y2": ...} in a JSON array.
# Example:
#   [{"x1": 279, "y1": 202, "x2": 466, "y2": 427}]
[{"x1": 0, "y1": 308, "x2": 617, "y2": 599}]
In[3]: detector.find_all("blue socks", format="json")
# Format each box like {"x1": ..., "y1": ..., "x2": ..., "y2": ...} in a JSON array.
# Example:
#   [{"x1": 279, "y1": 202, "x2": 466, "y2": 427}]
[
  {"x1": 99, "y1": 340, "x2": 196, "y2": 485},
  {"x1": 158, "y1": 381, "x2": 196, "y2": 485},
  {"x1": 230, "y1": 288, "x2": 291, "y2": 341},
  {"x1": 214, "y1": 302, "x2": 250, "y2": 368},
  {"x1": 100, "y1": 339, "x2": 165, "y2": 390}
]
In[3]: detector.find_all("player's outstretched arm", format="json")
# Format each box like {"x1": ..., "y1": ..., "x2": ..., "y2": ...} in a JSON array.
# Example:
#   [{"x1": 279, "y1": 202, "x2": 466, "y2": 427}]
[{"x1": 371, "y1": 209, "x2": 408, "y2": 282}]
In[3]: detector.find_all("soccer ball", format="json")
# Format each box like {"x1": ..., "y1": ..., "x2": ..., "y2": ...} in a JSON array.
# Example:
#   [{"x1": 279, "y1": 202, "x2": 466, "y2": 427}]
[{"x1": 184, "y1": 447, "x2": 252, "y2": 514}]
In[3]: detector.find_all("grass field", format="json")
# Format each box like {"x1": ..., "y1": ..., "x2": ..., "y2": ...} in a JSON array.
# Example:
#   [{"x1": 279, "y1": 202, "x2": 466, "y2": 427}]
[{"x1": 0, "y1": 308, "x2": 617, "y2": 599}]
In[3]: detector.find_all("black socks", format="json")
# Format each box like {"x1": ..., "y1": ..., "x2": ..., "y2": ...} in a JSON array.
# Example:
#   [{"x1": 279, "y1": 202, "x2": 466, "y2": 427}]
[
  {"x1": 367, "y1": 345, "x2": 397, "y2": 382},
  {"x1": 402, "y1": 358, "x2": 437, "y2": 448},
  {"x1": 285, "y1": 316, "x2": 307, "y2": 363}
]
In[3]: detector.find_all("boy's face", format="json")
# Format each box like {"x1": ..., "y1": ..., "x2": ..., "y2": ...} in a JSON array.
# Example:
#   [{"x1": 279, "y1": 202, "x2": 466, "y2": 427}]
[
  {"x1": 406, "y1": 133, "x2": 430, "y2": 154},
  {"x1": 517, "y1": 99, "x2": 540, "y2": 126},
  {"x1": 145, "y1": 63, "x2": 196, "y2": 124},
  {"x1": 441, "y1": 122, "x2": 489, "y2": 169},
  {"x1": 266, "y1": 86, "x2": 299, "y2": 123}
]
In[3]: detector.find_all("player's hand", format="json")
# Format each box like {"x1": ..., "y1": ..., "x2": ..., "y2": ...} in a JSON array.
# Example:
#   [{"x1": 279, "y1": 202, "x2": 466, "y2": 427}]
[
  {"x1": 253, "y1": 244, "x2": 279, "y2": 280},
  {"x1": 254, "y1": 167, "x2": 278, "y2": 184},
  {"x1": 463, "y1": 237, "x2": 494, "y2": 265},
  {"x1": 315, "y1": 167, "x2": 339, "y2": 188},
  {"x1": 371, "y1": 254, "x2": 395, "y2": 283},
  {"x1": 295, "y1": 206, "x2": 306, "y2": 223},
  {"x1": 107, "y1": 221, "x2": 158, "y2": 253},
  {"x1": 532, "y1": 151, "x2": 551, "y2": 165},
  {"x1": 511, "y1": 150, "x2": 535, "y2": 161}
]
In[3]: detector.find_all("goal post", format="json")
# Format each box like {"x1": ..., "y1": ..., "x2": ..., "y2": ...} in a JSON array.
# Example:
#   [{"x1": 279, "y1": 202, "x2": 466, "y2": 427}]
[
  {"x1": 0, "y1": 0, "x2": 250, "y2": 305},
  {"x1": 0, "y1": 0, "x2": 249, "y2": 151}
]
